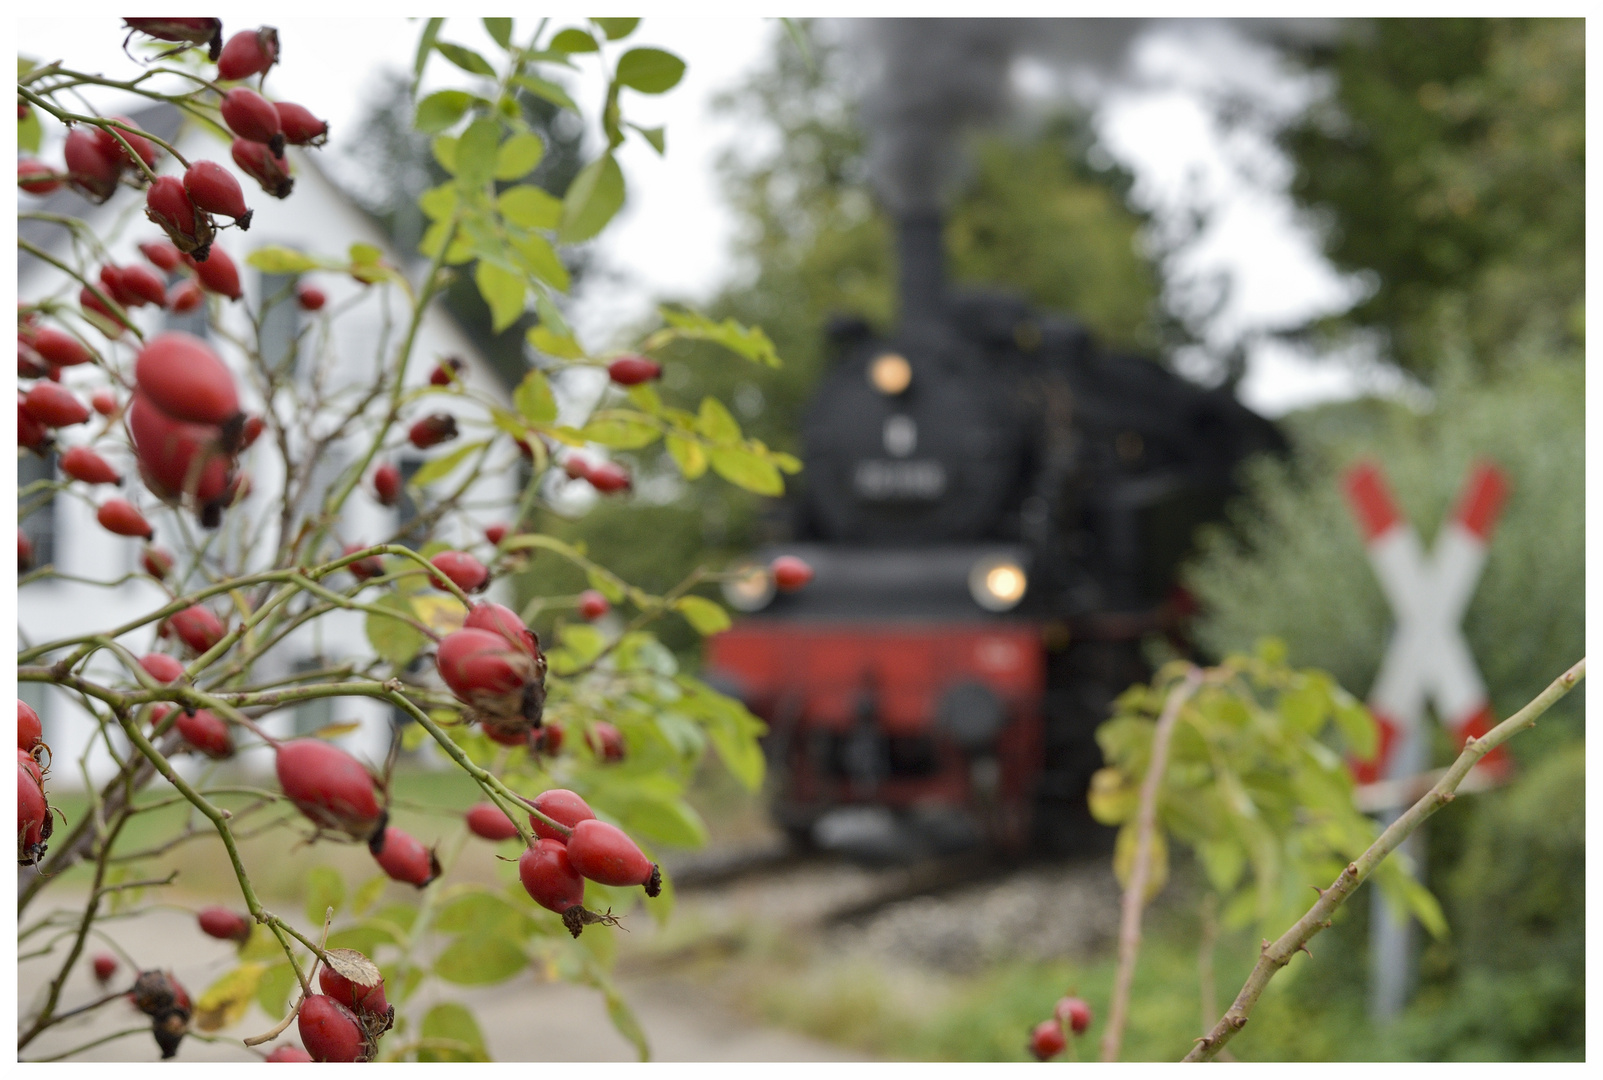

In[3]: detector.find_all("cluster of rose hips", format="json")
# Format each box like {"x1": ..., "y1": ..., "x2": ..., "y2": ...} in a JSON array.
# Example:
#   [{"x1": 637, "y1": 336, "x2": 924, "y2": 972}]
[
  {"x1": 1029, "y1": 995, "x2": 1092, "y2": 1061},
  {"x1": 18, "y1": 699, "x2": 53, "y2": 867},
  {"x1": 509, "y1": 788, "x2": 662, "y2": 938}
]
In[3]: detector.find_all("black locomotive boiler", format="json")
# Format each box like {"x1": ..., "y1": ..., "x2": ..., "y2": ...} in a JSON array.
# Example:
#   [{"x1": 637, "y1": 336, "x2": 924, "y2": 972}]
[{"x1": 706, "y1": 212, "x2": 1282, "y2": 856}]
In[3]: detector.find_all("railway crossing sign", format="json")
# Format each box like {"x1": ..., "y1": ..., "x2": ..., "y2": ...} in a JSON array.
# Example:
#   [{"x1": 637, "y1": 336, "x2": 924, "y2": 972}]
[{"x1": 1343, "y1": 459, "x2": 1511, "y2": 788}]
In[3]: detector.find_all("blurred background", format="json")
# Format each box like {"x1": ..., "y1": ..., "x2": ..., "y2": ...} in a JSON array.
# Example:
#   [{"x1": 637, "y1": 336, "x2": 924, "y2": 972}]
[{"x1": 17, "y1": 16, "x2": 1583, "y2": 1062}]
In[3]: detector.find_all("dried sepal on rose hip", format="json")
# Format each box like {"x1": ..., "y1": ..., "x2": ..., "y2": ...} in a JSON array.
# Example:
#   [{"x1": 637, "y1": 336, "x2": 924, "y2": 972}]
[
  {"x1": 436, "y1": 627, "x2": 547, "y2": 734},
  {"x1": 232, "y1": 138, "x2": 294, "y2": 198},
  {"x1": 123, "y1": 18, "x2": 223, "y2": 60},
  {"x1": 145, "y1": 176, "x2": 216, "y2": 260}
]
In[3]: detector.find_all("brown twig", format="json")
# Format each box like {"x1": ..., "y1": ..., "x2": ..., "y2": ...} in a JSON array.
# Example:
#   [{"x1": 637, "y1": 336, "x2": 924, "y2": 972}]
[
  {"x1": 1101, "y1": 665, "x2": 1203, "y2": 1062},
  {"x1": 1184, "y1": 657, "x2": 1585, "y2": 1062}
]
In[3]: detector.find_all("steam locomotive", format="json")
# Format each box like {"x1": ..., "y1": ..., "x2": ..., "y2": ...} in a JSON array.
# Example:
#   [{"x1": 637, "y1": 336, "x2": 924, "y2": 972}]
[{"x1": 705, "y1": 213, "x2": 1282, "y2": 857}]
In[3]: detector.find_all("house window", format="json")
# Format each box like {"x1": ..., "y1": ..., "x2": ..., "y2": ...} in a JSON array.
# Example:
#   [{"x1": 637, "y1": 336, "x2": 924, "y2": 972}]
[
  {"x1": 18, "y1": 450, "x2": 57, "y2": 570},
  {"x1": 257, "y1": 271, "x2": 300, "y2": 372}
]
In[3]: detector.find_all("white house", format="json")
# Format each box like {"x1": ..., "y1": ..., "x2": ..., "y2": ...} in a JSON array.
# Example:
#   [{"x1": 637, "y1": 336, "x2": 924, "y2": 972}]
[{"x1": 19, "y1": 104, "x2": 529, "y2": 788}]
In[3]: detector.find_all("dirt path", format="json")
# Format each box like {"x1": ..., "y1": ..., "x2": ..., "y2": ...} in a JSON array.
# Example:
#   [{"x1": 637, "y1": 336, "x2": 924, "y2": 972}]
[{"x1": 17, "y1": 897, "x2": 862, "y2": 1062}]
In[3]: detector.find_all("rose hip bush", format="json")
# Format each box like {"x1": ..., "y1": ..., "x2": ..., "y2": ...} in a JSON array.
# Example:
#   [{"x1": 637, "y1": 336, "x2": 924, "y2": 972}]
[{"x1": 17, "y1": 17, "x2": 796, "y2": 1062}]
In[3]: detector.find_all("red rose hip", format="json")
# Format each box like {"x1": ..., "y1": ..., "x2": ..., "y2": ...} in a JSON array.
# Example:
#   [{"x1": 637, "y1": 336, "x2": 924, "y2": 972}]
[
  {"x1": 145, "y1": 176, "x2": 216, "y2": 258},
  {"x1": 566, "y1": 818, "x2": 661, "y2": 895},
  {"x1": 139, "y1": 652, "x2": 185, "y2": 683},
  {"x1": 142, "y1": 546, "x2": 175, "y2": 580},
  {"x1": 577, "y1": 589, "x2": 610, "y2": 621},
  {"x1": 528, "y1": 788, "x2": 595, "y2": 842},
  {"x1": 18, "y1": 159, "x2": 62, "y2": 195},
  {"x1": 216, "y1": 27, "x2": 280, "y2": 82},
  {"x1": 29, "y1": 328, "x2": 94, "y2": 367},
  {"x1": 429, "y1": 551, "x2": 489, "y2": 593},
  {"x1": 135, "y1": 332, "x2": 241, "y2": 427},
  {"x1": 275, "y1": 102, "x2": 329, "y2": 147},
  {"x1": 408, "y1": 413, "x2": 458, "y2": 449},
  {"x1": 98, "y1": 498, "x2": 154, "y2": 539},
  {"x1": 92, "y1": 953, "x2": 119, "y2": 984},
  {"x1": 265, "y1": 1045, "x2": 313, "y2": 1062},
  {"x1": 519, "y1": 837, "x2": 586, "y2": 915},
  {"x1": 168, "y1": 280, "x2": 204, "y2": 314},
  {"x1": 464, "y1": 601, "x2": 539, "y2": 657},
  {"x1": 587, "y1": 721, "x2": 625, "y2": 763},
  {"x1": 297, "y1": 284, "x2": 326, "y2": 310},
  {"x1": 18, "y1": 700, "x2": 42, "y2": 751},
  {"x1": 372, "y1": 462, "x2": 401, "y2": 507},
  {"x1": 370, "y1": 825, "x2": 438, "y2": 888},
  {"x1": 192, "y1": 244, "x2": 243, "y2": 300},
  {"x1": 318, "y1": 963, "x2": 389, "y2": 1016},
  {"x1": 1054, "y1": 996, "x2": 1092, "y2": 1035},
  {"x1": 585, "y1": 460, "x2": 631, "y2": 494},
  {"x1": 219, "y1": 88, "x2": 284, "y2": 156},
  {"x1": 1030, "y1": 1019, "x2": 1066, "y2": 1060},
  {"x1": 197, "y1": 905, "x2": 251, "y2": 944},
  {"x1": 274, "y1": 739, "x2": 383, "y2": 840},
  {"x1": 60, "y1": 445, "x2": 121, "y2": 485},
  {"x1": 466, "y1": 802, "x2": 521, "y2": 841},
  {"x1": 184, "y1": 161, "x2": 252, "y2": 229},
  {"x1": 297, "y1": 994, "x2": 366, "y2": 1063},
  {"x1": 177, "y1": 709, "x2": 233, "y2": 758},
  {"x1": 23, "y1": 383, "x2": 90, "y2": 428},
  {"x1": 771, "y1": 555, "x2": 814, "y2": 591},
  {"x1": 232, "y1": 138, "x2": 294, "y2": 198},
  {"x1": 607, "y1": 355, "x2": 661, "y2": 386},
  {"x1": 63, "y1": 128, "x2": 122, "y2": 203},
  {"x1": 139, "y1": 239, "x2": 183, "y2": 272}
]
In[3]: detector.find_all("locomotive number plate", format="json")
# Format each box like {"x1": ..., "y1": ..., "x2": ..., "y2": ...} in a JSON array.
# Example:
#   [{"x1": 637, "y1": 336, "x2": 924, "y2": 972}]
[{"x1": 853, "y1": 459, "x2": 947, "y2": 501}]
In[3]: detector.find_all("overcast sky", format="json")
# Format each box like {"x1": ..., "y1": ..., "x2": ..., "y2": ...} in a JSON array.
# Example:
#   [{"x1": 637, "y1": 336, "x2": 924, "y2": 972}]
[{"x1": 17, "y1": 15, "x2": 1396, "y2": 416}]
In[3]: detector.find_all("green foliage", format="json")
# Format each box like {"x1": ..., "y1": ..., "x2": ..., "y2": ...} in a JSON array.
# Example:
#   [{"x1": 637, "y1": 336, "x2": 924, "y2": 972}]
[
  {"x1": 1281, "y1": 19, "x2": 1583, "y2": 381},
  {"x1": 1091, "y1": 650, "x2": 1442, "y2": 938}
]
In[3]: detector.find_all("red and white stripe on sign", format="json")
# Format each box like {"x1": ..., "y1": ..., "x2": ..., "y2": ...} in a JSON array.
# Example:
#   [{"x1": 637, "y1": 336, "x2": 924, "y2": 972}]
[{"x1": 1342, "y1": 459, "x2": 1512, "y2": 789}]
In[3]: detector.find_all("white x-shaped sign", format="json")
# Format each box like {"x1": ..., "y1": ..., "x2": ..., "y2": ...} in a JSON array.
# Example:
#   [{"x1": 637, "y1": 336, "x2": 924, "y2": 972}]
[{"x1": 1343, "y1": 461, "x2": 1510, "y2": 786}]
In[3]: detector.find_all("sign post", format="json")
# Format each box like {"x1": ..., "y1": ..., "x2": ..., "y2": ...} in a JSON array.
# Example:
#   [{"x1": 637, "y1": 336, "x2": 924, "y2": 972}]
[{"x1": 1342, "y1": 459, "x2": 1509, "y2": 1021}]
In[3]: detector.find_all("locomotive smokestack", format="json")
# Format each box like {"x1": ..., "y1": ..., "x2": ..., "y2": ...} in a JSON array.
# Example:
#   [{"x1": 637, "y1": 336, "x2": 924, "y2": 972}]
[{"x1": 896, "y1": 213, "x2": 946, "y2": 327}]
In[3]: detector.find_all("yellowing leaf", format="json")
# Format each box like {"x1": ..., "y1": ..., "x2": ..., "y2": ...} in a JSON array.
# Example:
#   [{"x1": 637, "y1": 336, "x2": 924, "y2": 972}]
[
  {"x1": 413, "y1": 594, "x2": 468, "y2": 635},
  {"x1": 665, "y1": 435, "x2": 706, "y2": 480},
  {"x1": 696, "y1": 396, "x2": 740, "y2": 442},
  {"x1": 674, "y1": 595, "x2": 730, "y2": 636},
  {"x1": 246, "y1": 246, "x2": 320, "y2": 274},
  {"x1": 194, "y1": 963, "x2": 265, "y2": 1032},
  {"x1": 1113, "y1": 822, "x2": 1169, "y2": 904},
  {"x1": 527, "y1": 325, "x2": 585, "y2": 359},
  {"x1": 1087, "y1": 767, "x2": 1138, "y2": 825},
  {"x1": 709, "y1": 447, "x2": 783, "y2": 496},
  {"x1": 581, "y1": 410, "x2": 660, "y2": 449},
  {"x1": 410, "y1": 440, "x2": 488, "y2": 489}
]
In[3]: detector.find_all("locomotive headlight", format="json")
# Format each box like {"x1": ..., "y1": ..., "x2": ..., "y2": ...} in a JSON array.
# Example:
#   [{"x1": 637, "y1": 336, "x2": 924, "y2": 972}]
[
  {"x1": 970, "y1": 557, "x2": 1027, "y2": 612},
  {"x1": 722, "y1": 561, "x2": 776, "y2": 613},
  {"x1": 869, "y1": 352, "x2": 912, "y2": 395}
]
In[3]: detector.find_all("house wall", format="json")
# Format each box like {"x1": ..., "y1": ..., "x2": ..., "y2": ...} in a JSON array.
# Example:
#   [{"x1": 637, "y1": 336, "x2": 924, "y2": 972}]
[{"x1": 19, "y1": 132, "x2": 524, "y2": 789}]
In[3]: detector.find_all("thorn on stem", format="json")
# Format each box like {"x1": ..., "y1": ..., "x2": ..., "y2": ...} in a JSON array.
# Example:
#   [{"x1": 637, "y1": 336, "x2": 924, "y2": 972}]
[{"x1": 1297, "y1": 943, "x2": 1313, "y2": 959}]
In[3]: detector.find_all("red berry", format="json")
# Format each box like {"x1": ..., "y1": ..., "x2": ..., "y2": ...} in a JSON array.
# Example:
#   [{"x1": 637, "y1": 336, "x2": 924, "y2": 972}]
[
  {"x1": 577, "y1": 590, "x2": 610, "y2": 621},
  {"x1": 1054, "y1": 996, "x2": 1092, "y2": 1035},
  {"x1": 484, "y1": 523, "x2": 510, "y2": 546},
  {"x1": 216, "y1": 27, "x2": 280, "y2": 82},
  {"x1": 184, "y1": 160, "x2": 252, "y2": 229},
  {"x1": 19, "y1": 760, "x2": 50, "y2": 864},
  {"x1": 127, "y1": 392, "x2": 233, "y2": 504},
  {"x1": 528, "y1": 789, "x2": 595, "y2": 843},
  {"x1": 18, "y1": 700, "x2": 42, "y2": 751},
  {"x1": 585, "y1": 460, "x2": 631, "y2": 494},
  {"x1": 145, "y1": 176, "x2": 216, "y2": 259},
  {"x1": 92, "y1": 953, "x2": 119, "y2": 984},
  {"x1": 99, "y1": 498, "x2": 154, "y2": 539},
  {"x1": 371, "y1": 825, "x2": 438, "y2": 888},
  {"x1": 241, "y1": 415, "x2": 266, "y2": 448},
  {"x1": 297, "y1": 284, "x2": 326, "y2": 311},
  {"x1": 342, "y1": 544, "x2": 384, "y2": 581},
  {"x1": 24, "y1": 382, "x2": 90, "y2": 428},
  {"x1": 18, "y1": 400, "x2": 51, "y2": 453},
  {"x1": 93, "y1": 118, "x2": 158, "y2": 171},
  {"x1": 607, "y1": 355, "x2": 662, "y2": 386},
  {"x1": 408, "y1": 413, "x2": 458, "y2": 449},
  {"x1": 484, "y1": 725, "x2": 534, "y2": 748},
  {"x1": 275, "y1": 102, "x2": 328, "y2": 147},
  {"x1": 1030, "y1": 1019, "x2": 1066, "y2": 1061},
  {"x1": 99, "y1": 264, "x2": 141, "y2": 309},
  {"x1": 566, "y1": 818, "x2": 660, "y2": 894},
  {"x1": 63, "y1": 127, "x2": 122, "y2": 203},
  {"x1": 435, "y1": 628, "x2": 544, "y2": 721},
  {"x1": 372, "y1": 462, "x2": 401, "y2": 507},
  {"x1": 430, "y1": 551, "x2": 489, "y2": 593},
  {"x1": 192, "y1": 242, "x2": 243, "y2": 299},
  {"x1": 123, "y1": 18, "x2": 222, "y2": 55},
  {"x1": 429, "y1": 358, "x2": 466, "y2": 386},
  {"x1": 139, "y1": 652, "x2": 185, "y2": 683},
  {"x1": 135, "y1": 332, "x2": 241, "y2": 428},
  {"x1": 463, "y1": 602, "x2": 539, "y2": 657},
  {"x1": 80, "y1": 284, "x2": 132, "y2": 335},
  {"x1": 60, "y1": 445, "x2": 122, "y2": 485},
  {"x1": 219, "y1": 88, "x2": 284, "y2": 156},
  {"x1": 170, "y1": 605, "x2": 226, "y2": 654},
  {"x1": 119, "y1": 264, "x2": 171, "y2": 308},
  {"x1": 535, "y1": 722, "x2": 565, "y2": 756},
  {"x1": 91, "y1": 390, "x2": 120, "y2": 417},
  {"x1": 297, "y1": 994, "x2": 366, "y2": 1063},
  {"x1": 18, "y1": 528, "x2": 34, "y2": 572},
  {"x1": 771, "y1": 555, "x2": 814, "y2": 592},
  {"x1": 18, "y1": 158, "x2": 62, "y2": 195},
  {"x1": 231, "y1": 138, "x2": 294, "y2": 198},
  {"x1": 466, "y1": 802, "x2": 521, "y2": 841},
  {"x1": 318, "y1": 963, "x2": 388, "y2": 1016},
  {"x1": 274, "y1": 739, "x2": 383, "y2": 840},
  {"x1": 519, "y1": 837, "x2": 586, "y2": 915},
  {"x1": 142, "y1": 546, "x2": 175, "y2": 580},
  {"x1": 30, "y1": 328, "x2": 94, "y2": 368},
  {"x1": 563, "y1": 456, "x2": 591, "y2": 480},
  {"x1": 197, "y1": 905, "x2": 251, "y2": 944},
  {"x1": 18, "y1": 341, "x2": 49, "y2": 381},
  {"x1": 265, "y1": 1045, "x2": 312, "y2": 1062},
  {"x1": 168, "y1": 280, "x2": 204, "y2": 314},
  {"x1": 177, "y1": 709, "x2": 233, "y2": 758},
  {"x1": 587, "y1": 722, "x2": 626, "y2": 763},
  {"x1": 139, "y1": 239, "x2": 184, "y2": 272}
]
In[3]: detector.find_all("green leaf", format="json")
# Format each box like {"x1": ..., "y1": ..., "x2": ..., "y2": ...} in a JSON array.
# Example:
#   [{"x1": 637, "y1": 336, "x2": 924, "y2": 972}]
[
  {"x1": 610, "y1": 790, "x2": 708, "y2": 849},
  {"x1": 604, "y1": 986, "x2": 650, "y2": 1061},
  {"x1": 561, "y1": 624, "x2": 606, "y2": 666},
  {"x1": 709, "y1": 447, "x2": 783, "y2": 496},
  {"x1": 432, "y1": 135, "x2": 459, "y2": 175},
  {"x1": 557, "y1": 153, "x2": 625, "y2": 245},
  {"x1": 593, "y1": 18, "x2": 640, "y2": 40},
  {"x1": 246, "y1": 246, "x2": 319, "y2": 274},
  {"x1": 674, "y1": 595, "x2": 730, "y2": 636},
  {"x1": 509, "y1": 233, "x2": 570, "y2": 290},
  {"x1": 1332, "y1": 692, "x2": 1378, "y2": 760},
  {"x1": 1197, "y1": 836, "x2": 1247, "y2": 894},
  {"x1": 586, "y1": 566, "x2": 626, "y2": 603},
  {"x1": 433, "y1": 934, "x2": 528, "y2": 985},
  {"x1": 580, "y1": 410, "x2": 660, "y2": 449},
  {"x1": 327, "y1": 922, "x2": 397, "y2": 957},
  {"x1": 414, "y1": 19, "x2": 445, "y2": 81},
  {"x1": 614, "y1": 48, "x2": 686, "y2": 94},
  {"x1": 19, "y1": 108, "x2": 42, "y2": 154},
  {"x1": 474, "y1": 261, "x2": 525, "y2": 332},
  {"x1": 514, "y1": 370, "x2": 558, "y2": 424},
  {"x1": 352, "y1": 873, "x2": 389, "y2": 918},
  {"x1": 1279, "y1": 683, "x2": 1328, "y2": 735},
  {"x1": 499, "y1": 185, "x2": 563, "y2": 229},
  {"x1": 455, "y1": 118, "x2": 502, "y2": 188},
  {"x1": 528, "y1": 324, "x2": 584, "y2": 358},
  {"x1": 665, "y1": 435, "x2": 707, "y2": 480},
  {"x1": 482, "y1": 18, "x2": 514, "y2": 49},
  {"x1": 512, "y1": 74, "x2": 579, "y2": 113},
  {"x1": 419, "y1": 1002, "x2": 489, "y2": 1062},
  {"x1": 696, "y1": 396, "x2": 740, "y2": 442},
  {"x1": 366, "y1": 592, "x2": 426, "y2": 667},
  {"x1": 494, "y1": 132, "x2": 545, "y2": 180},
  {"x1": 436, "y1": 41, "x2": 497, "y2": 76},
  {"x1": 628, "y1": 123, "x2": 666, "y2": 155},
  {"x1": 255, "y1": 962, "x2": 296, "y2": 1021},
  {"x1": 303, "y1": 866, "x2": 345, "y2": 926},
  {"x1": 658, "y1": 308, "x2": 782, "y2": 367},
  {"x1": 419, "y1": 183, "x2": 458, "y2": 222},
  {"x1": 678, "y1": 677, "x2": 765, "y2": 791},
  {"x1": 349, "y1": 243, "x2": 383, "y2": 266},
  {"x1": 627, "y1": 384, "x2": 662, "y2": 414},
  {"x1": 435, "y1": 888, "x2": 532, "y2": 938},
  {"x1": 415, "y1": 90, "x2": 475, "y2": 134},
  {"x1": 410, "y1": 440, "x2": 487, "y2": 488},
  {"x1": 550, "y1": 28, "x2": 600, "y2": 53}
]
